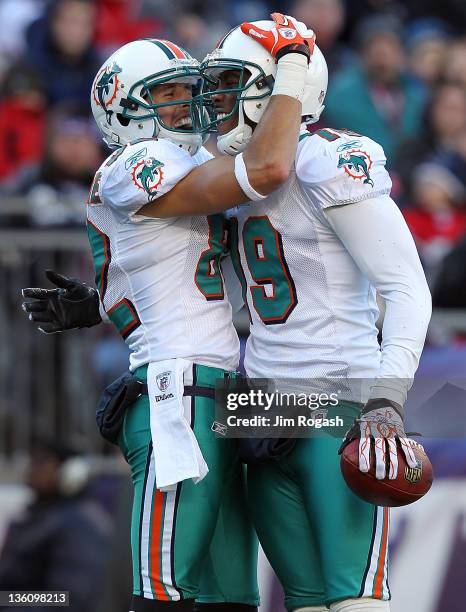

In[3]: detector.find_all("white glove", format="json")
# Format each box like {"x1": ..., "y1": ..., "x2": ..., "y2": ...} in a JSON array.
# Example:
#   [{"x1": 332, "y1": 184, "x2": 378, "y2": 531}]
[{"x1": 341, "y1": 399, "x2": 419, "y2": 480}]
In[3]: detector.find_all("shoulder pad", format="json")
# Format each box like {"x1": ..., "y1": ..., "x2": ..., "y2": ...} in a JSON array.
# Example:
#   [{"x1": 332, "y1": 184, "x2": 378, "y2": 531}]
[
  {"x1": 100, "y1": 139, "x2": 195, "y2": 218},
  {"x1": 297, "y1": 128, "x2": 387, "y2": 184},
  {"x1": 296, "y1": 128, "x2": 391, "y2": 207}
]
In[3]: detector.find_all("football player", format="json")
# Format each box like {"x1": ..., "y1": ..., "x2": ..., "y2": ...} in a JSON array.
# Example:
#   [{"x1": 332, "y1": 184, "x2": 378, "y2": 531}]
[
  {"x1": 22, "y1": 15, "x2": 317, "y2": 612},
  {"x1": 22, "y1": 19, "x2": 432, "y2": 612},
  {"x1": 199, "y1": 22, "x2": 432, "y2": 612}
]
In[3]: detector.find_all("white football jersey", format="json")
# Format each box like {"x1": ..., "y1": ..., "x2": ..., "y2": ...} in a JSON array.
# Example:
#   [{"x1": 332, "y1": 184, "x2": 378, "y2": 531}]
[
  {"x1": 231, "y1": 127, "x2": 393, "y2": 384},
  {"x1": 86, "y1": 139, "x2": 239, "y2": 372}
]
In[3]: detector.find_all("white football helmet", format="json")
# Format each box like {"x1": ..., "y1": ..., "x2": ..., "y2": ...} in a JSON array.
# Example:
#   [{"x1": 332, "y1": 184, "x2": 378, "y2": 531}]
[
  {"x1": 201, "y1": 21, "x2": 328, "y2": 156},
  {"x1": 90, "y1": 39, "x2": 206, "y2": 155}
]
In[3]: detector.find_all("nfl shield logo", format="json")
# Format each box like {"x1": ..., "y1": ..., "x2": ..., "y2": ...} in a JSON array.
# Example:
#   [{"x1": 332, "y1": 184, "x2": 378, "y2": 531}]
[
  {"x1": 405, "y1": 461, "x2": 423, "y2": 484},
  {"x1": 211, "y1": 421, "x2": 227, "y2": 436},
  {"x1": 156, "y1": 371, "x2": 171, "y2": 391},
  {"x1": 310, "y1": 408, "x2": 328, "y2": 421}
]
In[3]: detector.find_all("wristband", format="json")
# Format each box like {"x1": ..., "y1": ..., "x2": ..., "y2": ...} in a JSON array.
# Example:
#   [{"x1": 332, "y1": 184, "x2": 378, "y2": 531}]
[
  {"x1": 272, "y1": 52, "x2": 308, "y2": 102},
  {"x1": 368, "y1": 381, "x2": 409, "y2": 414},
  {"x1": 234, "y1": 153, "x2": 267, "y2": 201}
]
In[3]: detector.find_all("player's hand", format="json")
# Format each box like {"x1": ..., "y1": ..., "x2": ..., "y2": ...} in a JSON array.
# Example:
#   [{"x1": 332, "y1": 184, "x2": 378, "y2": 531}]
[
  {"x1": 339, "y1": 399, "x2": 419, "y2": 480},
  {"x1": 21, "y1": 270, "x2": 102, "y2": 334},
  {"x1": 240, "y1": 13, "x2": 315, "y2": 63}
]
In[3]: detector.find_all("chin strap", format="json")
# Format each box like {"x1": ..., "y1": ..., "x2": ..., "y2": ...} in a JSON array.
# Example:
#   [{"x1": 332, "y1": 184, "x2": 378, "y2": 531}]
[
  {"x1": 157, "y1": 122, "x2": 204, "y2": 156},
  {"x1": 217, "y1": 104, "x2": 253, "y2": 156},
  {"x1": 303, "y1": 105, "x2": 325, "y2": 125}
]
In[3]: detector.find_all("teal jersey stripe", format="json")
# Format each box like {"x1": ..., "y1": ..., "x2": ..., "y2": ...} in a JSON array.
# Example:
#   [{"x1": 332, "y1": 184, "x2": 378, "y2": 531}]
[
  {"x1": 87, "y1": 221, "x2": 110, "y2": 299},
  {"x1": 107, "y1": 298, "x2": 141, "y2": 339},
  {"x1": 315, "y1": 128, "x2": 340, "y2": 142}
]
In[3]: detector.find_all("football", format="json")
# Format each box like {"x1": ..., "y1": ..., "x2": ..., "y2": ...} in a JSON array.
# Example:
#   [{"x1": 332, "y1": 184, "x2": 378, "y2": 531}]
[{"x1": 340, "y1": 438, "x2": 433, "y2": 507}]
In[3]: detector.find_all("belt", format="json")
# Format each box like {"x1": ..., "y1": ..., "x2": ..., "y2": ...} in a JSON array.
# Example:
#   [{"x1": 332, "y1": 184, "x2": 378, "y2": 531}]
[{"x1": 136, "y1": 382, "x2": 216, "y2": 400}]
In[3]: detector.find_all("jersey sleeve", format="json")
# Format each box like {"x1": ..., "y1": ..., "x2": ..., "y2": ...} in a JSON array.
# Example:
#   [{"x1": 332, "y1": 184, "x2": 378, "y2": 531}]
[
  {"x1": 296, "y1": 129, "x2": 392, "y2": 209},
  {"x1": 325, "y1": 194, "x2": 431, "y2": 405},
  {"x1": 100, "y1": 139, "x2": 197, "y2": 220}
]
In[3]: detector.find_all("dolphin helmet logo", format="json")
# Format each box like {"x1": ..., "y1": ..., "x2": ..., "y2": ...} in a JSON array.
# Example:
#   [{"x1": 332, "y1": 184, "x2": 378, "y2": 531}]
[{"x1": 93, "y1": 61, "x2": 122, "y2": 125}]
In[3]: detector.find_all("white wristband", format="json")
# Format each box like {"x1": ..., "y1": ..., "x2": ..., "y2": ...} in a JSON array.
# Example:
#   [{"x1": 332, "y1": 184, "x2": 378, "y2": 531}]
[
  {"x1": 272, "y1": 53, "x2": 308, "y2": 102},
  {"x1": 234, "y1": 153, "x2": 267, "y2": 201}
]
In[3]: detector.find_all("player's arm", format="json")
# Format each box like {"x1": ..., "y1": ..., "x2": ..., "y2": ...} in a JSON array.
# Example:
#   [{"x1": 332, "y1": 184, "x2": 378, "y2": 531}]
[
  {"x1": 141, "y1": 97, "x2": 297, "y2": 218},
  {"x1": 296, "y1": 134, "x2": 431, "y2": 404},
  {"x1": 297, "y1": 133, "x2": 431, "y2": 478},
  {"x1": 325, "y1": 195, "x2": 432, "y2": 406},
  {"x1": 327, "y1": 196, "x2": 431, "y2": 479},
  {"x1": 140, "y1": 15, "x2": 314, "y2": 218}
]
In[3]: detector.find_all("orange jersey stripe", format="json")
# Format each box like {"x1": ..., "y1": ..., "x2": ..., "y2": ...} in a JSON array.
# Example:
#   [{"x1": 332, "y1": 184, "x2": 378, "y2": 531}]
[
  {"x1": 374, "y1": 507, "x2": 389, "y2": 598},
  {"x1": 160, "y1": 40, "x2": 186, "y2": 59},
  {"x1": 150, "y1": 489, "x2": 170, "y2": 600}
]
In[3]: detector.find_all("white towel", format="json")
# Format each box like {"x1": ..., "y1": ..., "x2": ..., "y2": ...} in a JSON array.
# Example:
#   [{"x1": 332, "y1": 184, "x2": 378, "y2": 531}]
[{"x1": 147, "y1": 359, "x2": 209, "y2": 492}]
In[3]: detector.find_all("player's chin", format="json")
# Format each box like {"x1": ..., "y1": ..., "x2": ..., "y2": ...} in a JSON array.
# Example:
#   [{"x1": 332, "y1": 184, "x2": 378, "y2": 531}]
[{"x1": 216, "y1": 115, "x2": 238, "y2": 135}]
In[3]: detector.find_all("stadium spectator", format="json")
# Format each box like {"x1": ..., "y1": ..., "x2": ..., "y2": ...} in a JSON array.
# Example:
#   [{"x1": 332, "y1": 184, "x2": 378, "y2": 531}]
[
  {"x1": 94, "y1": 0, "x2": 164, "y2": 56},
  {"x1": 324, "y1": 14, "x2": 426, "y2": 160},
  {"x1": 291, "y1": 0, "x2": 354, "y2": 75},
  {"x1": 227, "y1": 0, "x2": 272, "y2": 26},
  {"x1": 171, "y1": 12, "x2": 226, "y2": 59},
  {"x1": 27, "y1": 107, "x2": 103, "y2": 226},
  {"x1": 407, "y1": 18, "x2": 451, "y2": 87},
  {"x1": 442, "y1": 38, "x2": 466, "y2": 87},
  {"x1": 0, "y1": 438, "x2": 112, "y2": 612},
  {"x1": 403, "y1": 161, "x2": 466, "y2": 284},
  {"x1": 24, "y1": 0, "x2": 101, "y2": 107},
  {"x1": 0, "y1": 0, "x2": 45, "y2": 79},
  {"x1": 432, "y1": 84, "x2": 466, "y2": 146},
  {"x1": 432, "y1": 234, "x2": 466, "y2": 307},
  {"x1": 395, "y1": 82, "x2": 466, "y2": 194},
  {"x1": 453, "y1": 127, "x2": 466, "y2": 170},
  {"x1": 407, "y1": 0, "x2": 466, "y2": 31},
  {"x1": 96, "y1": 465, "x2": 133, "y2": 612},
  {"x1": 0, "y1": 64, "x2": 46, "y2": 194}
]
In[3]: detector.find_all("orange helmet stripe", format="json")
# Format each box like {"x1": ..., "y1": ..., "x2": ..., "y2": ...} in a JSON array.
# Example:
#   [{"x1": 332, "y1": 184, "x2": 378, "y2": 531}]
[{"x1": 159, "y1": 39, "x2": 188, "y2": 59}]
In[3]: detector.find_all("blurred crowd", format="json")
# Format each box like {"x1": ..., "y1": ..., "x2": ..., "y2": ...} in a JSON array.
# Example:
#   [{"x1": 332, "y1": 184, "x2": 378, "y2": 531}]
[
  {"x1": 1, "y1": 3, "x2": 466, "y2": 608},
  {"x1": 0, "y1": 437, "x2": 133, "y2": 612},
  {"x1": 2, "y1": 0, "x2": 466, "y2": 298}
]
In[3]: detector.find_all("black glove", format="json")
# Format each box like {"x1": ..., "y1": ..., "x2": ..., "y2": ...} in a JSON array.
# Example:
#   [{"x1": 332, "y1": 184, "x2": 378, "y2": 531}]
[{"x1": 21, "y1": 270, "x2": 102, "y2": 334}]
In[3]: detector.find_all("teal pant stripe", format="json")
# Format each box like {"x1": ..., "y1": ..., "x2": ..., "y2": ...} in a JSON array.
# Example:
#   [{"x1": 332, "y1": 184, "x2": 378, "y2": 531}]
[{"x1": 121, "y1": 363, "x2": 259, "y2": 604}]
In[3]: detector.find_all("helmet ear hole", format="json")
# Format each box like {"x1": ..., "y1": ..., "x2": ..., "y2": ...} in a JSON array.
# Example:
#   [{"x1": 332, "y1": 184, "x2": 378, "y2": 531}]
[
  {"x1": 255, "y1": 74, "x2": 274, "y2": 91},
  {"x1": 116, "y1": 113, "x2": 130, "y2": 127}
]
